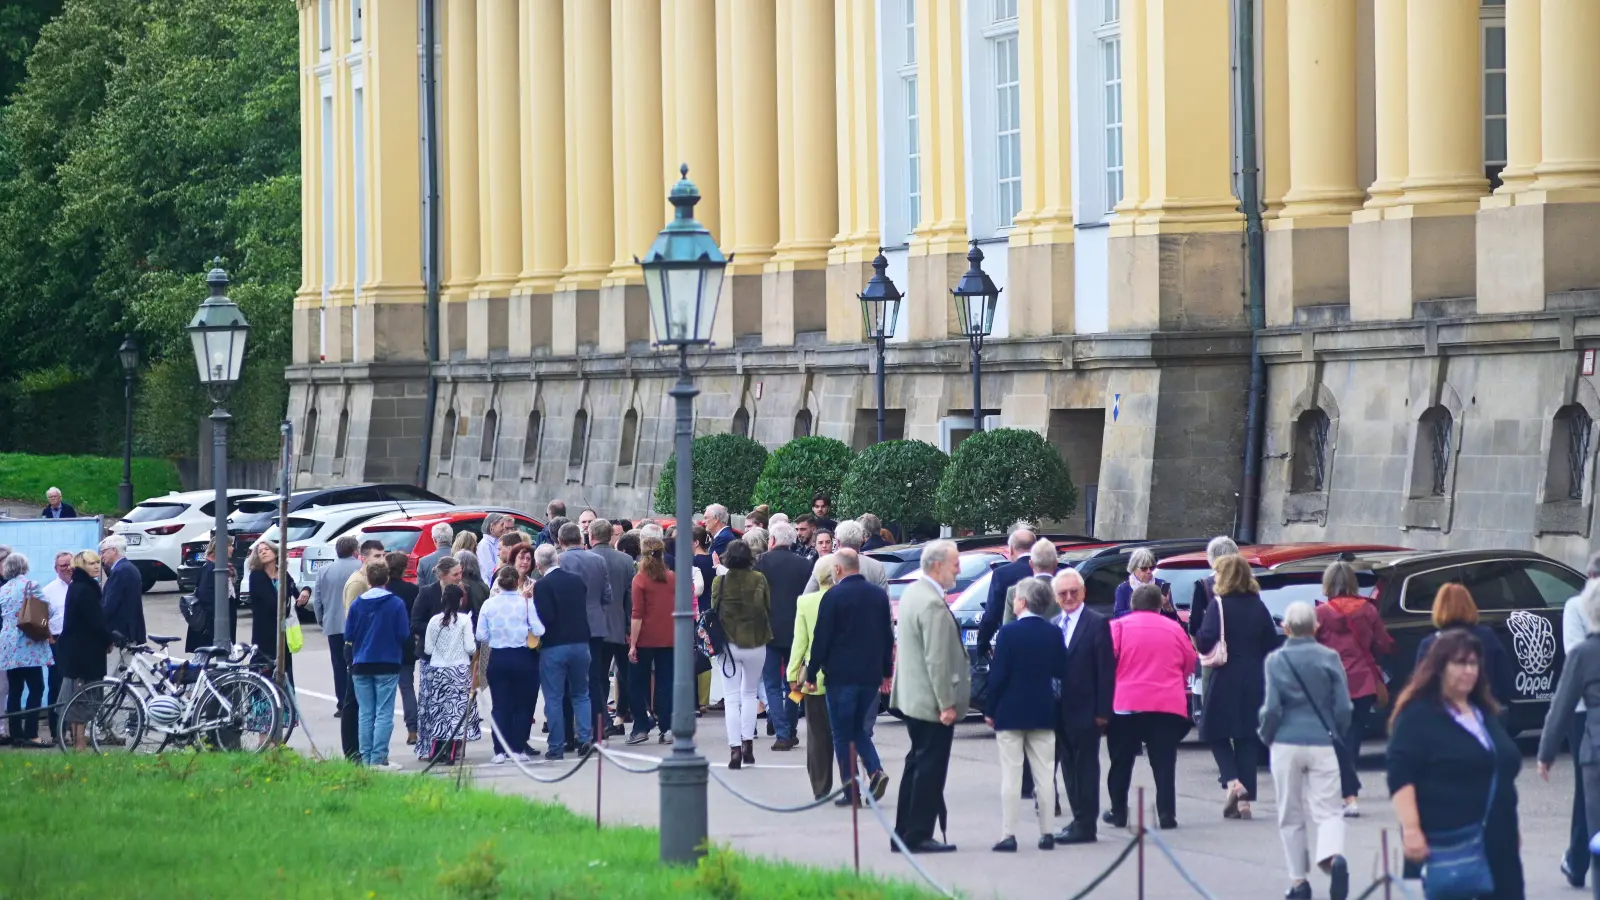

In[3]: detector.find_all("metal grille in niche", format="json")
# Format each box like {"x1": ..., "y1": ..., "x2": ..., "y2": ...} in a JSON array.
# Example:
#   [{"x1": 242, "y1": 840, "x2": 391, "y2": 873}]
[
  {"x1": 1430, "y1": 412, "x2": 1453, "y2": 496},
  {"x1": 1569, "y1": 406, "x2": 1593, "y2": 500},
  {"x1": 1306, "y1": 411, "x2": 1330, "y2": 492}
]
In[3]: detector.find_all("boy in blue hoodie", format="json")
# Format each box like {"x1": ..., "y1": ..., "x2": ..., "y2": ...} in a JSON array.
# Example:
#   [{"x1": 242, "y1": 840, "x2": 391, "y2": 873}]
[{"x1": 345, "y1": 561, "x2": 411, "y2": 768}]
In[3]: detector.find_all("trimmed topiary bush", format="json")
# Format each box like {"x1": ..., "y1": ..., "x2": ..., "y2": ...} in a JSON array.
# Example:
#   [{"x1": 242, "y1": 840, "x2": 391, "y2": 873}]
[
  {"x1": 749, "y1": 436, "x2": 855, "y2": 519},
  {"x1": 837, "y1": 440, "x2": 950, "y2": 538},
  {"x1": 934, "y1": 428, "x2": 1077, "y2": 534},
  {"x1": 653, "y1": 433, "x2": 769, "y2": 515}
]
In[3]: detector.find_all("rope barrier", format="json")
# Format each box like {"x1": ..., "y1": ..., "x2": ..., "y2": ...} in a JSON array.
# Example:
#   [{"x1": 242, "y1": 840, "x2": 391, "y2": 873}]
[
  {"x1": 280, "y1": 682, "x2": 324, "y2": 761},
  {"x1": 1064, "y1": 834, "x2": 1141, "y2": 900},
  {"x1": 590, "y1": 743, "x2": 664, "y2": 774},
  {"x1": 706, "y1": 767, "x2": 848, "y2": 812},
  {"x1": 476, "y1": 700, "x2": 597, "y2": 784},
  {"x1": 853, "y1": 770, "x2": 957, "y2": 899},
  {"x1": 1143, "y1": 828, "x2": 1222, "y2": 900}
]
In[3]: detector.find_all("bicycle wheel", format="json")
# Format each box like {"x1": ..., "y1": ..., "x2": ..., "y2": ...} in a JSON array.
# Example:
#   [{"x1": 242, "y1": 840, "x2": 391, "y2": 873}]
[
  {"x1": 199, "y1": 672, "x2": 282, "y2": 753},
  {"x1": 88, "y1": 683, "x2": 150, "y2": 754},
  {"x1": 270, "y1": 677, "x2": 298, "y2": 744},
  {"x1": 56, "y1": 681, "x2": 113, "y2": 754}
]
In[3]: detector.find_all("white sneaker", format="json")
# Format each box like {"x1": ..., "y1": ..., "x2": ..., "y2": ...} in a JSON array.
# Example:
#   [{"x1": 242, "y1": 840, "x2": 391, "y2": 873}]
[
  {"x1": 1343, "y1": 801, "x2": 1360, "y2": 818},
  {"x1": 490, "y1": 753, "x2": 509, "y2": 765},
  {"x1": 511, "y1": 752, "x2": 533, "y2": 764},
  {"x1": 374, "y1": 761, "x2": 404, "y2": 772}
]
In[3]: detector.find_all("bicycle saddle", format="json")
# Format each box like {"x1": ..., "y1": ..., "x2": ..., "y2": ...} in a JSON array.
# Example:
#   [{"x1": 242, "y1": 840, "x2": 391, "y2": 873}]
[{"x1": 147, "y1": 634, "x2": 181, "y2": 646}]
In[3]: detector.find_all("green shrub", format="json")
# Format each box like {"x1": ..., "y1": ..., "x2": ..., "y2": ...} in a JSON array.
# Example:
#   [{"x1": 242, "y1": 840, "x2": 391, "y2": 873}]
[
  {"x1": 0, "y1": 452, "x2": 183, "y2": 514},
  {"x1": 653, "y1": 433, "x2": 769, "y2": 515},
  {"x1": 750, "y1": 436, "x2": 854, "y2": 519},
  {"x1": 837, "y1": 440, "x2": 949, "y2": 537},
  {"x1": 934, "y1": 428, "x2": 1077, "y2": 534}
]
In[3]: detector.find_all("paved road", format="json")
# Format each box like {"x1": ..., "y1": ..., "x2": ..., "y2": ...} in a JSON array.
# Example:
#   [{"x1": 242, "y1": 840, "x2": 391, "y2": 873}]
[{"x1": 139, "y1": 594, "x2": 1581, "y2": 900}]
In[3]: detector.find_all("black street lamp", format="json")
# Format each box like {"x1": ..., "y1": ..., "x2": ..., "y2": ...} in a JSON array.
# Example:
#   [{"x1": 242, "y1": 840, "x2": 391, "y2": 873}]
[
  {"x1": 637, "y1": 164, "x2": 726, "y2": 865},
  {"x1": 117, "y1": 335, "x2": 139, "y2": 512},
  {"x1": 951, "y1": 241, "x2": 1001, "y2": 433},
  {"x1": 858, "y1": 250, "x2": 902, "y2": 445},
  {"x1": 187, "y1": 261, "x2": 250, "y2": 649}
]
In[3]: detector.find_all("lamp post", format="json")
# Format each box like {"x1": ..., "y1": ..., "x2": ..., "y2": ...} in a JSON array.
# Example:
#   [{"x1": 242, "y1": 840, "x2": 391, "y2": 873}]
[
  {"x1": 950, "y1": 241, "x2": 1001, "y2": 433},
  {"x1": 858, "y1": 250, "x2": 902, "y2": 444},
  {"x1": 638, "y1": 164, "x2": 726, "y2": 865},
  {"x1": 117, "y1": 335, "x2": 139, "y2": 512},
  {"x1": 187, "y1": 261, "x2": 250, "y2": 649}
]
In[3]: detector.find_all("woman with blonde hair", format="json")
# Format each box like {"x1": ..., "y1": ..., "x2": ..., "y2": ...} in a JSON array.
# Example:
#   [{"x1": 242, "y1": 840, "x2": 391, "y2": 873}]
[
  {"x1": 789, "y1": 553, "x2": 838, "y2": 799},
  {"x1": 246, "y1": 542, "x2": 310, "y2": 683},
  {"x1": 57, "y1": 550, "x2": 110, "y2": 751},
  {"x1": 452, "y1": 531, "x2": 479, "y2": 555},
  {"x1": 1194, "y1": 554, "x2": 1280, "y2": 820}
]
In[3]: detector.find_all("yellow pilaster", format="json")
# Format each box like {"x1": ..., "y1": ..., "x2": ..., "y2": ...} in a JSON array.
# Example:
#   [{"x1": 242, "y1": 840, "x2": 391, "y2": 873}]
[
  {"x1": 326, "y1": 0, "x2": 354, "y2": 362},
  {"x1": 472, "y1": 0, "x2": 519, "y2": 303},
  {"x1": 599, "y1": 0, "x2": 663, "y2": 353},
  {"x1": 824, "y1": 0, "x2": 879, "y2": 345},
  {"x1": 294, "y1": 0, "x2": 321, "y2": 365},
  {"x1": 1531, "y1": 0, "x2": 1600, "y2": 196},
  {"x1": 510, "y1": 0, "x2": 563, "y2": 357},
  {"x1": 905, "y1": 0, "x2": 966, "y2": 342},
  {"x1": 1109, "y1": 0, "x2": 1147, "y2": 231},
  {"x1": 1261, "y1": 0, "x2": 1290, "y2": 219},
  {"x1": 661, "y1": 0, "x2": 720, "y2": 239},
  {"x1": 712, "y1": 0, "x2": 777, "y2": 343},
  {"x1": 553, "y1": 0, "x2": 613, "y2": 353},
  {"x1": 440, "y1": 0, "x2": 479, "y2": 353},
  {"x1": 763, "y1": 0, "x2": 837, "y2": 346},
  {"x1": 1398, "y1": 0, "x2": 1486, "y2": 207},
  {"x1": 1361, "y1": 0, "x2": 1407, "y2": 209},
  {"x1": 1492, "y1": 0, "x2": 1540, "y2": 196},
  {"x1": 1006, "y1": 0, "x2": 1073, "y2": 336}
]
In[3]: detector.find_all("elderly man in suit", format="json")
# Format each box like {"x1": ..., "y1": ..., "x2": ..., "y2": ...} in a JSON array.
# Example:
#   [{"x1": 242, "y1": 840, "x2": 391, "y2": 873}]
[
  {"x1": 890, "y1": 539, "x2": 971, "y2": 854},
  {"x1": 975, "y1": 527, "x2": 1037, "y2": 656},
  {"x1": 417, "y1": 522, "x2": 455, "y2": 588},
  {"x1": 804, "y1": 548, "x2": 895, "y2": 807},
  {"x1": 589, "y1": 518, "x2": 635, "y2": 738},
  {"x1": 987, "y1": 577, "x2": 1071, "y2": 852},
  {"x1": 557, "y1": 521, "x2": 614, "y2": 745},
  {"x1": 1051, "y1": 568, "x2": 1116, "y2": 844},
  {"x1": 42, "y1": 487, "x2": 77, "y2": 519},
  {"x1": 98, "y1": 535, "x2": 145, "y2": 669},
  {"x1": 758, "y1": 522, "x2": 813, "y2": 750}
]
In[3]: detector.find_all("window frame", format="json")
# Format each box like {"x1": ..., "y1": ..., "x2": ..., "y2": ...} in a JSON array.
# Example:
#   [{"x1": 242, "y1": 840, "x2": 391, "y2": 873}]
[
  {"x1": 880, "y1": 0, "x2": 920, "y2": 246},
  {"x1": 968, "y1": 4, "x2": 1022, "y2": 239},
  {"x1": 1480, "y1": 3, "x2": 1506, "y2": 189},
  {"x1": 1074, "y1": 0, "x2": 1124, "y2": 223}
]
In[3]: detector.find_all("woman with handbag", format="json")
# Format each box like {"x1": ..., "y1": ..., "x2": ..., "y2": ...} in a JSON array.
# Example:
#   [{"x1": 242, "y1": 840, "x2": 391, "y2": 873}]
[
  {"x1": 1388, "y1": 629, "x2": 1524, "y2": 900},
  {"x1": 476, "y1": 564, "x2": 545, "y2": 764},
  {"x1": 247, "y1": 543, "x2": 310, "y2": 684},
  {"x1": 710, "y1": 540, "x2": 772, "y2": 769},
  {"x1": 1194, "y1": 555, "x2": 1280, "y2": 820},
  {"x1": 0, "y1": 553, "x2": 53, "y2": 747},
  {"x1": 1315, "y1": 561, "x2": 1395, "y2": 817},
  {"x1": 1261, "y1": 602, "x2": 1353, "y2": 900}
]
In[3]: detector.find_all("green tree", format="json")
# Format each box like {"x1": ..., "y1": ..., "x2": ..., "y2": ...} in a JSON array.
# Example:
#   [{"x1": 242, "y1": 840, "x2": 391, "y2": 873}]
[
  {"x1": 653, "y1": 433, "x2": 769, "y2": 516},
  {"x1": 934, "y1": 428, "x2": 1077, "y2": 534},
  {"x1": 750, "y1": 436, "x2": 854, "y2": 519},
  {"x1": 0, "y1": 0, "x2": 65, "y2": 104},
  {"x1": 837, "y1": 440, "x2": 949, "y2": 538}
]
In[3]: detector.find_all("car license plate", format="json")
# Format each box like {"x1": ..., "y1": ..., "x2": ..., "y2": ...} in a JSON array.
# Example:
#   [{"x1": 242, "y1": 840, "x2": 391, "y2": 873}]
[
  {"x1": 962, "y1": 628, "x2": 976, "y2": 647},
  {"x1": 124, "y1": 534, "x2": 142, "y2": 545}
]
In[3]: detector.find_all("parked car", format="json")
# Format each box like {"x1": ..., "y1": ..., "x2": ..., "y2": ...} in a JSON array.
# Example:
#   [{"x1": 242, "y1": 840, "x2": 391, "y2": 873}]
[
  {"x1": 113, "y1": 489, "x2": 272, "y2": 592},
  {"x1": 868, "y1": 532, "x2": 1098, "y2": 580},
  {"x1": 301, "y1": 506, "x2": 545, "y2": 584},
  {"x1": 885, "y1": 549, "x2": 1007, "y2": 622}
]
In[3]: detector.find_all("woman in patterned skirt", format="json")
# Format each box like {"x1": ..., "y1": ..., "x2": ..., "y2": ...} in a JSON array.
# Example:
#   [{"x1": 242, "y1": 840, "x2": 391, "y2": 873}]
[{"x1": 416, "y1": 584, "x2": 481, "y2": 762}]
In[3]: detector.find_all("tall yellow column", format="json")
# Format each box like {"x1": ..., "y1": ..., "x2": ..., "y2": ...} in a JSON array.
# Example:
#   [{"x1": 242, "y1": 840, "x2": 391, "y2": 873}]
[
  {"x1": 714, "y1": 0, "x2": 778, "y2": 343},
  {"x1": 1481, "y1": 0, "x2": 1600, "y2": 313},
  {"x1": 467, "y1": 0, "x2": 519, "y2": 359},
  {"x1": 326, "y1": 0, "x2": 354, "y2": 363},
  {"x1": 1261, "y1": 0, "x2": 1290, "y2": 219},
  {"x1": 661, "y1": 0, "x2": 720, "y2": 241},
  {"x1": 824, "y1": 0, "x2": 880, "y2": 344},
  {"x1": 553, "y1": 0, "x2": 613, "y2": 354},
  {"x1": 1265, "y1": 0, "x2": 1361, "y2": 325},
  {"x1": 439, "y1": 0, "x2": 479, "y2": 357},
  {"x1": 1493, "y1": 0, "x2": 1540, "y2": 195},
  {"x1": 1108, "y1": 0, "x2": 1243, "y2": 332},
  {"x1": 294, "y1": 0, "x2": 322, "y2": 365},
  {"x1": 905, "y1": 0, "x2": 966, "y2": 341},
  {"x1": 598, "y1": 0, "x2": 664, "y2": 354},
  {"x1": 762, "y1": 0, "x2": 837, "y2": 346},
  {"x1": 354, "y1": 0, "x2": 425, "y2": 362},
  {"x1": 510, "y1": 0, "x2": 564, "y2": 358},
  {"x1": 1361, "y1": 0, "x2": 1407, "y2": 209},
  {"x1": 1006, "y1": 0, "x2": 1073, "y2": 337}
]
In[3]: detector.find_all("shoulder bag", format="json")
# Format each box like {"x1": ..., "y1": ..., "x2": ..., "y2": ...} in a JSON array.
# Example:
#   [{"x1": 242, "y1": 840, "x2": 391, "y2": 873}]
[
  {"x1": 700, "y1": 576, "x2": 733, "y2": 676},
  {"x1": 1420, "y1": 757, "x2": 1498, "y2": 900},
  {"x1": 524, "y1": 596, "x2": 541, "y2": 649},
  {"x1": 1282, "y1": 654, "x2": 1345, "y2": 753},
  {"x1": 1198, "y1": 594, "x2": 1228, "y2": 668},
  {"x1": 179, "y1": 593, "x2": 202, "y2": 625},
  {"x1": 17, "y1": 581, "x2": 50, "y2": 642}
]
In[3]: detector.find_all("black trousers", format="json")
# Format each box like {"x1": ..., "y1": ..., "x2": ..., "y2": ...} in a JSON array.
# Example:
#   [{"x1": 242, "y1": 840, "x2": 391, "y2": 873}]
[
  {"x1": 1211, "y1": 736, "x2": 1260, "y2": 799},
  {"x1": 5, "y1": 667, "x2": 44, "y2": 740},
  {"x1": 1107, "y1": 712, "x2": 1189, "y2": 823},
  {"x1": 1334, "y1": 695, "x2": 1376, "y2": 798},
  {"x1": 1057, "y1": 723, "x2": 1103, "y2": 832},
  {"x1": 614, "y1": 643, "x2": 632, "y2": 721},
  {"x1": 340, "y1": 673, "x2": 361, "y2": 761},
  {"x1": 1570, "y1": 712, "x2": 1592, "y2": 883},
  {"x1": 895, "y1": 717, "x2": 955, "y2": 845}
]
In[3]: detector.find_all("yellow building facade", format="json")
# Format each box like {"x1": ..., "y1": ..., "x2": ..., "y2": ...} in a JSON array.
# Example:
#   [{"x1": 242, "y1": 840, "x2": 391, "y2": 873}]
[{"x1": 290, "y1": 0, "x2": 1600, "y2": 565}]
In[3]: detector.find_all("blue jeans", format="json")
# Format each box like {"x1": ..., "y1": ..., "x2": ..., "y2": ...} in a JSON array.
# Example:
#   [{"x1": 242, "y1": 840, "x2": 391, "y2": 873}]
[
  {"x1": 825, "y1": 684, "x2": 884, "y2": 794},
  {"x1": 352, "y1": 672, "x2": 400, "y2": 766},
  {"x1": 540, "y1": 642, "x2": 593, "y2": 751},
  {"x1": 762, "y1": 645, "x2": 796, "y2": 741}
]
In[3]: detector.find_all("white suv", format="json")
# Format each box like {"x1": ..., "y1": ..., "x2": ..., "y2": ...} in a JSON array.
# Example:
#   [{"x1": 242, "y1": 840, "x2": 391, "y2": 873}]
[{"x1": 114, "y1": 489, "x2": 270, "y2": 591}]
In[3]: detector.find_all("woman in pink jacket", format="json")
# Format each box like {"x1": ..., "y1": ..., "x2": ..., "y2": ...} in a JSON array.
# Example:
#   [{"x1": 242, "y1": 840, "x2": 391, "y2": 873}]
[{"x1": 1105, "y1": 583, "x2": 1199, "y2": 830}]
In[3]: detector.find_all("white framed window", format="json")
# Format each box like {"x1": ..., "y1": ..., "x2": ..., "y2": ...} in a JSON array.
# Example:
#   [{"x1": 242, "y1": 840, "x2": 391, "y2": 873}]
[
  {"x1": 881, "y1": 0, "x2": 920, "y2": 245},
  {"x1": 1102, "y1": 36, "x2": 1124, "y2": 211},
  {"x1": 319, "y1": 0, "x2": 332, "y2": 52},
  {"x1": 904, "y1": 1, "x2": 921, "y2": 233},
  {"x1": 994, "y1": 34, "x2": 1021, "y2": 226},
  {"x1": 351, "y1": 0, "x2": 364, "y2": 43},
  {"x1": 1480, "y1": 1, "x2": 1506, "y2": 189},
  {"x1": 1073, "y1": 0, "x2": 1124, "y2": 222},
  {"x1": 969, "y1": 1, "x2": 1020, "y2": 237}
]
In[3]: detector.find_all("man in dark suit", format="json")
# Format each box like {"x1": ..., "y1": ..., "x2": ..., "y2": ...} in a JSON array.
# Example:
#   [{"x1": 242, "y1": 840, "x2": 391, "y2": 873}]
[
  {"x1": 1050, "y1": 568, "x2": 1116, "y2": 844},
  {"x1": 42, "y1": 487, "x2": 77, "y2": 519},
  {"x1": 805, "y1": 549, "x2": 896, "y2": 808},
  {"x1": 987, "y1": 577, "x2": 1071, "y2": 851},
  {"x1": 534, "y1": 543, "x2": 595, "y2": 759},
  {"x1": 557, "y1": 522, "x2": 613, "y2": 745},
  {"x1": 416, "y1": 522, "x2": 455, "y2": 588},
  {"x1": 704, "y1": 503, "x2": 738, "y2": 560},
  {"x1": 858, "y1": 513, "x2": 889, "y2": 551},
  {"x1": 757, "y1": 522, "x2": 813, "y2": 750},
  {"x1": 589, "y1": 519, "x2": 636, "y2": 737},
  {"x1": 976, "y1": 527, "x2": 1037, "y2": 656},
  {"x1": 99, "y1": 535, "x2": 146, "y2": 669}
]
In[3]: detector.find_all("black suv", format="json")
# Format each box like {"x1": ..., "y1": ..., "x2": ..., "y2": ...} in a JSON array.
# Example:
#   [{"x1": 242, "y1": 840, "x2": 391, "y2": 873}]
[{"x1": 1263, "y1": 549, "x2": 1582, "y2": 735}]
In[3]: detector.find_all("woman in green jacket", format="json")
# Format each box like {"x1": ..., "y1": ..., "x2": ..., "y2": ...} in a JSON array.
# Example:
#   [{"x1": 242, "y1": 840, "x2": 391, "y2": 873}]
[
  {"x1": 713, "y1": 540, "x2": 771, "y2": 769},
  {"x1": 789, "y1": 553, "x2": 836, "y2": 799}
]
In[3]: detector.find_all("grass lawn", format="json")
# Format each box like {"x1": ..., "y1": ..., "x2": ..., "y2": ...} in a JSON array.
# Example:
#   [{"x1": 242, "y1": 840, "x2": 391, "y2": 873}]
[
  {"x1": 0, "y1": 750, "x2": 937, "y2": 899},
  {"x1": 0, "y1": 452, "x2": 182, "y2": 515}
]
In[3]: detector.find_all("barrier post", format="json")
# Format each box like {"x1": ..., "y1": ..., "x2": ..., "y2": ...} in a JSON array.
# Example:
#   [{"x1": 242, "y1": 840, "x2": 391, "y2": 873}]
[
  {"x1": 1381, "y1": 828, "x2": 1391, "y2": 900},
  {"x1": 1136, "y1": 786, "x2": 1146, "y2": 900},
  {"x1": 850, "y1": 742, "x2": 861, "y2": 875}
]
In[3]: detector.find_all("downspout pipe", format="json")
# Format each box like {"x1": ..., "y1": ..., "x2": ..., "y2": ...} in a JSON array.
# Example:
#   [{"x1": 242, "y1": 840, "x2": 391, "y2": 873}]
[
  {"x1": 416, "y1": 0, "x2": 441, "y2": 488},
  {"x1": 1236, "y1": 0, "x2": 1268, "y2": 544}
]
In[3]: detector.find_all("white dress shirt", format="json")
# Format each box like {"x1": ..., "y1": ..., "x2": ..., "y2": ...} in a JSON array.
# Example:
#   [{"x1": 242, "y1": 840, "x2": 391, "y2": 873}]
[
  {"x1": 42, "y1": 576, "x2": 68, "y2": 636},
  {"x1": 1057, "y1": 605, "x2": 1083, "y2": 650}
]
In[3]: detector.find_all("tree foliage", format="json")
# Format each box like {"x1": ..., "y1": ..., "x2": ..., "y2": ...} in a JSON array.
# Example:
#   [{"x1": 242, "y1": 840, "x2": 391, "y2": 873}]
[
  {"x1": 0, "y1": 0, "x2": 298, "y2": 458},
  {"x1": 837, "y1": 440, "x2": 949, "y2": 538},
  {"x1": 653, "y1": 433, "x2": 769, "y2": 516},
  {"x1": 750, "y1": 436, "x2": 855, "y2": 519},
  {"x1": 935, "y1": 428, "x2": 1077, "y2": 534}
]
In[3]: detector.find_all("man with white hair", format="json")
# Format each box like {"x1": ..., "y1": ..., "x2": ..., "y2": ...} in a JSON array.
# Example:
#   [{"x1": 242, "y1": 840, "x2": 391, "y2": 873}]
[
  {"x1": 1051, "y1": 567, "x2": 1115, "y2": 844},
  {"x1": 804, "y1": 548, "x2": 894, "y2": 808},
  {"x1": 757, "y1": 522, "x2": 813, "y2": 750},
  {"x1": 858, "y1": 513, "x2": 888, "y2": 551},
  {"x1": 703, "y1": 504, "x2": 736, "y2": 559},
  {"x1": 99, "y1": 534, "x2": 145, "y2": 665},
  {"x1": 41, "y1": 487, "x2": 76, "y2": 519},
  {"x1": 417, "y1": 522, "x2": 455, "y2": 588},
  {"x1": 1188, "y1": 535, "x2": 1239, "y2": 639},
  {"x1": 1002, "y1": 539, "x2": 1061, "y2": 628},
  {"x1": 803, "y1": 520, "x2": 888, "y2": 592},
  {"x1": 977, "y1": 527, "x2": 1038, "y2": 656}
]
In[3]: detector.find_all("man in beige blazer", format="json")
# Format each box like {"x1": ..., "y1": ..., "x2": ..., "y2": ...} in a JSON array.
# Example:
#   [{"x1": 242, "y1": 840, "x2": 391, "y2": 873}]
[{"x1": 889, "y1": 539, "x2": 971, "y2": 854}]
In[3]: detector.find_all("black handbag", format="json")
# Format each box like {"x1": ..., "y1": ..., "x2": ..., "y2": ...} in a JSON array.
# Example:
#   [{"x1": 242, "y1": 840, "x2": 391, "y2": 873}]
[{"x1": 179, "y1": 593, "x2": 202, "y2": 625}]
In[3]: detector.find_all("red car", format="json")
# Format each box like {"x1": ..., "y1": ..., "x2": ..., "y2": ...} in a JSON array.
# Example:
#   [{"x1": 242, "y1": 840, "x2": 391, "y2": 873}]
[{"x1": 308, "y1": 507, "x2": 545, "y2": 582}]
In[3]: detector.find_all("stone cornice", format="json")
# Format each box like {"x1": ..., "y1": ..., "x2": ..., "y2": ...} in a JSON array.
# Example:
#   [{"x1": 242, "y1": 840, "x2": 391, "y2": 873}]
[{"x1": 1260, "y1": 309, "x2": 1588, "y2": 363}]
